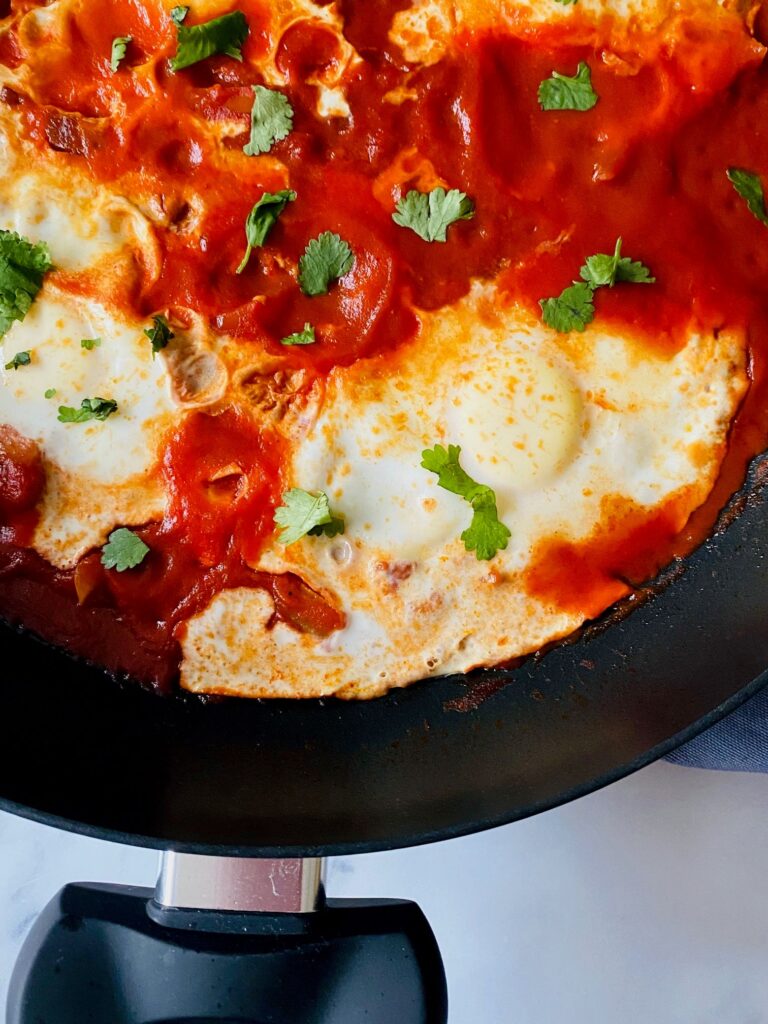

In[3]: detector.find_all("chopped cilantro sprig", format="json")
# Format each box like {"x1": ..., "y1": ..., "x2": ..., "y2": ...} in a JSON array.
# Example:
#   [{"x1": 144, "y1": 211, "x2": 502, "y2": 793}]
[
  {"x1": 110, "y1": 35, "x2": 132, "y2": 72},
  {"x1": 243, "y1": 85, "x2": 294, "y2": 157},
  {"x1": 58, "y1": 397, "x2": 118, "y2": 423},
  {"x1": 170, "y1": 10, "x2": 249, "y2": 72},
  {"x1": 579, "y1": 237, "x2": 655, "y2": 288},
  {"x1": 540, "y1": 238, "x2": 654, "y2": 333},
  {"x1": 298, "y1": 231, "x2": 354, "y2": 296},
  {"x1": 727, "y1": 168, "x2": 768, "y2": 226},
  {"x1": 392, "y1": 187, "x2": 475, "y2": 243},
  {"x1": 237, "y1": 189, "x2": 296, "y2": 274},
  {"x1": 4, "y1": 350, "x2": 31, "y2": 370},
  {"x1": 538, "y1": 61, "x2": 598, "y2": 112},
  {"x1": 101, "y1": 528, "x2": 150, "y2": 572},
  {"x1": 280, "y1": 323, "x2": 316, "y2": 346},
  {"x1": 540, "y1": 282, "x2": 595, "y2": 333},
  {"x1": 144, "y1": 314, "x2": 174, "y2": 357},
  {"x1": 421, "y1": 444, "x2": 511, "y2": 561},
  {"x1": 274, "y1": 488, "x2": 345, "y2": 545},
  {"x1": 0, "y1": 230, "x2": 53, "y2": 339}
]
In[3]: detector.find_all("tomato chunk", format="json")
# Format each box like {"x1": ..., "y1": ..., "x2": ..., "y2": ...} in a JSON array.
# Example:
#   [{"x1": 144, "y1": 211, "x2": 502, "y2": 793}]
[
  {"x1": 162, "y1": 408, "x2": 284, "y2": 566},
  {"x1": 0, "y1": 424, "x2": 44, "y2": 519}
]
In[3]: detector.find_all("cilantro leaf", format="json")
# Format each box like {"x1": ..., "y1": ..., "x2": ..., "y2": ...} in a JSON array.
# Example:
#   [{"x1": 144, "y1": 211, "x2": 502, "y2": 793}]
[
  {"x1": 311, "y1": 515, "x2": 345, "y2": 538},
  {"x1": 727, "y1": 168, "x2": 768, "y2": 227},
  {"x1": 101, "y1": 527, "x2": 150, "y2": 572},
  {"x1": 110, "y1": 35, "x2": 132, "y2": 73},
  {"x1": 538, "y1": 61, "x2": 598, "y2": 112},
  {"x1": 44, "y1": 388, "x2": 56, "y2": 399},
  {"x1": 392, "y1": 187, "x2": 475, "y2": 243},
  {"x1": 236, "y1": 189, "x2": 296, "y2": 274},
  {"x1": 554, "y1": 0, "x2": 578, "y2": 4},
  {"x1": 144, "y1": 314, "x2": 174, "y2": 357},
  {"x1": 421, "y1": 443, "x2": 479, "y2": 497},
  {"x1": 462, "y1": 489, "x2": 514, "y2": 561},
  {"x1": 170, "y1": 5, "x2": 189, "y2": 24},
  {"x1": 421, "y1": 444, "x2": 510, "y2": 560},
  {"x1": 170, "y1": 10, "x2": 249, "y2": 72},
  {"x1": 243, "y1": 85, "x2": 294, "y2": 157},
  {"x1": 579, "y1": 237, "x2": 655, "y2": 288},
  {"x1": 4, "y1": 350, "x2": 31, "y2": 370},
  {"x1": 0, "y1": 230, "x2": 53, "y2": 339},
  {"x1": 298, "y1": 231, "x2": 354, "y2": 296},
  {"x1": 57, "y1": 397, "x2": 118, "y2": 423},
  {"x1": 539, "y1": 281, "x2": 595, "y2": 333},
  {"x1": 542, "y1": 240, "x2": 653, "y2": 332},
  {"x1": 274, "y1": 488, "x2": 345, "y2": 545},
  {"x1": 280, "y1": 322, "x2": 316, "y2": 346},
  {"x1": 80, "y1": 337, "x2": 101, "y2": 351}
]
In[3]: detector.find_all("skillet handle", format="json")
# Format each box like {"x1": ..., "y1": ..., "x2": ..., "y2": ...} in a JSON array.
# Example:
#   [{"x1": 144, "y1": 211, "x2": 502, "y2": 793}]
[{"x1": 8, "y1": 869, "x2": 448, "y2": 1023}]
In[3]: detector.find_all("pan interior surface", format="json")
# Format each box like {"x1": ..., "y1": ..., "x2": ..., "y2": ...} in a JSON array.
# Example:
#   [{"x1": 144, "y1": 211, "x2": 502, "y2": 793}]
[{"x1": 0, "y1": 461, "x2": 766, "y2": 856}]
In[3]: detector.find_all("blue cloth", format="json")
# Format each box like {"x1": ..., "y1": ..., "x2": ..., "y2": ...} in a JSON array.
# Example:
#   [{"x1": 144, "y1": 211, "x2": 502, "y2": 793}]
[{"x1": 667, "y1": 687, "x2": 768, "y2": 773}]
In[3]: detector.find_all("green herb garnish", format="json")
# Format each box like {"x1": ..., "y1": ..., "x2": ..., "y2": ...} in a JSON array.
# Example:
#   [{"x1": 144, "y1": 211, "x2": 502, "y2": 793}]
[
  {"x1": 236, "y1": 189, "x2": 296, "y2": 274},
  {"x1": 101, "y1": 528, "x2": 150, "y2": 572},
  {"x1": 144, "y1": 314, "x2": 174, "y2": 357},
  {"x1": 110, "y1": 35, "x2": 132, "y2": 73},
  {"x1": 0, "y1": 230, "x2": 53, "y2": 339},
  {"x1": 243, "y1": 85, "x2": 294, "y2": 157},
  {"x1": 274, "y1": 488, "x2": 345, "y2": 545},
  {"x1": 4, "y1": 350, "x2": 31, "y2": 370},
  {"x1": 539, "y1": 281, "x2": 595, "y2": 333},
  {"x1": 392, "y1": 187, "x2": 475, "y2": 243},
  {"x1": 421, "y1": 444, "x2": 511, "y2": 560},
  {"x1": 540, "y1": 239, "x2": 654, "y2": 333},
  {"x1": 57, "y1": 397, "x2": 118, "y2": 423},
  {"x1": 170, "y1": 10, "x2": 248, "y2": 72},
  {"x1": 298, "y1": 231, "x2": 354, "y2": 296},
  {"x1": 280, "y1": 323, "x2": 316, "y2": 346},
  {"x1": 727, "y1": 168, "x2": 768, "y2": 226},
  {"x1": 538, "y1": 61, "x2": 598, "y2": 112},
  {"x1": 579, "y1": 237, "x2": 654, "y2": 288}
]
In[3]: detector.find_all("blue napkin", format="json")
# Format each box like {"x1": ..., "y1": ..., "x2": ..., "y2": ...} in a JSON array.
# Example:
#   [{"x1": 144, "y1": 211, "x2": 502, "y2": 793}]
[{"x1": 666, "y1": 687, "x2": 768, "y2": 773}]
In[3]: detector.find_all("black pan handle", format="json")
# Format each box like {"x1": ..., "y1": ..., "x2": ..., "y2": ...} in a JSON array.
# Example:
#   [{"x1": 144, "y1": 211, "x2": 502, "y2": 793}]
[{"x1": 8, "y1": 866, "x2": 448, "y2": 1024}]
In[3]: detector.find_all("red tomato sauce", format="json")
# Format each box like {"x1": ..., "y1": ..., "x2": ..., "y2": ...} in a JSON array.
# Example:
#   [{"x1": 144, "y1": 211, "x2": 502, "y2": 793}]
[{"x1": 2, "y1": 0, "x2": 768, "y2": 687}]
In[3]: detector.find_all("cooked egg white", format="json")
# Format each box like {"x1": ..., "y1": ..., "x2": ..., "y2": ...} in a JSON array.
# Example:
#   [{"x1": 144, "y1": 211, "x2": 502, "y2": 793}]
[
  {"x1": 0, "y1": 283, "x2": 178, "y2": 566},
  {"x1": 179, "y1": 283, "x2": 747, "y2": 698},
  {"x1": 389, "y1": 0, "x2": 760, "y2": 67},
  {"x1": 0, "y1": 129, "x2": 180, "y2": 567}
]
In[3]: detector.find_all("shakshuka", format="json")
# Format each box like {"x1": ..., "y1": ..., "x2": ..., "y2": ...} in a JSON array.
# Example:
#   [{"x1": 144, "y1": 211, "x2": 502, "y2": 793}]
[{"x1": 0, "y1": 0, "x2": 765, "y2": 697}]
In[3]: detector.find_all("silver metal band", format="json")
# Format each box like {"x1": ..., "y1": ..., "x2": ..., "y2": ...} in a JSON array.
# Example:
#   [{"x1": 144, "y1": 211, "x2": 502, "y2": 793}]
[{"x1": 155, "y1": 852, "x2": 325, "y2": 914}]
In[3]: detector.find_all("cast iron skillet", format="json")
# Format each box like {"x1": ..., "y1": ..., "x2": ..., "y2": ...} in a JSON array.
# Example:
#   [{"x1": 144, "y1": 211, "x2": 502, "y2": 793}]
[{"x1": 1, "y1": 455, "x2": 767, "y2": 857}]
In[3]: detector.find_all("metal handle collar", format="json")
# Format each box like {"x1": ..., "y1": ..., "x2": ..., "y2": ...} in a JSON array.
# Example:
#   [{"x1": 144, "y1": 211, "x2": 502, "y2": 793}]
[{"x1": 154, "y1": 851, "x2": 325, "y2": 914}]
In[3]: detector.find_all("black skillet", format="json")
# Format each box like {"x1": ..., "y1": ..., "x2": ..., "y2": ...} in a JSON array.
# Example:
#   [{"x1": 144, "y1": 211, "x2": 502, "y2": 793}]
[{"x1": 3, "y1": 453, "x2": 768, "y2": 1021}]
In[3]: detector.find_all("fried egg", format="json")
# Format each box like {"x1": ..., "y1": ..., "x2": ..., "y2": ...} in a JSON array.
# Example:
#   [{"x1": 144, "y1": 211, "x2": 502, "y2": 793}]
[
  {"x1": 0, "y1": 131, "x2": 179, "y2": 567},
  {"x1": 179, "y1": 285, "x2": 747, "y2": 698}
]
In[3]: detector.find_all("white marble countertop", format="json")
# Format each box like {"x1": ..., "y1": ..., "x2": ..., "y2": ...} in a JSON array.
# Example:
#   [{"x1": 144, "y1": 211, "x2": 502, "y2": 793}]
[{"x1": 2, "y1": 759, "x2": 768, "y2": 1021}]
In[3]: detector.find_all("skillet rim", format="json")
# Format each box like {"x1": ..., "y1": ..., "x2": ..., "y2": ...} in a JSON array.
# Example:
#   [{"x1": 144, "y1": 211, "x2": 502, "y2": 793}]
[{"x1": 0, "y1": 667, "x2": 765, "y2": 858}]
